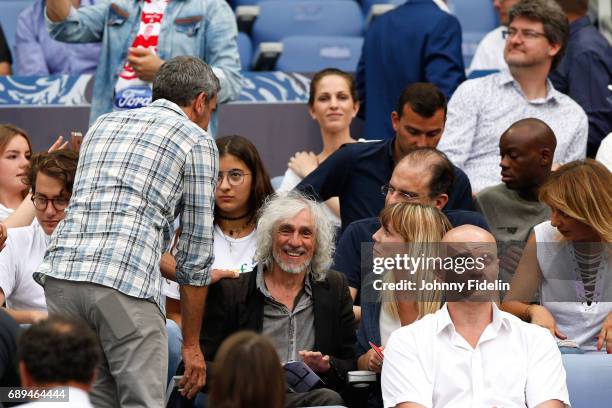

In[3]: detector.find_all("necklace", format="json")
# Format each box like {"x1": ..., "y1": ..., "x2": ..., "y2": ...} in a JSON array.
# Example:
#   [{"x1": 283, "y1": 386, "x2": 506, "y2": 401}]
[
  {"x1": 217, "y1": 211, "x2": 252, "y2": 221},
  {"x1": 219, "y1": 215, "x2": 255, "y2": 238}
]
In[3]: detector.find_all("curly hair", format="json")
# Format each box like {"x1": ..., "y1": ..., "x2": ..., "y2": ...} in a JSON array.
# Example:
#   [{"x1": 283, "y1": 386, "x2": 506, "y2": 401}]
[
  {"x1": 254, "y1": 191, "x2": 336, "y2": 281},
  {"x1": 25, "y1": 150, "x2": 79, "y2": 196}
]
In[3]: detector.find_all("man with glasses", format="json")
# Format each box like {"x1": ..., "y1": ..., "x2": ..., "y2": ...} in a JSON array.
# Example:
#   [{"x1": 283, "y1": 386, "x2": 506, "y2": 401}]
[
  {"x1": 333, "y1": 148, "x2": 489, "y2": 322},
  {"x1": 297, "y1": 83, "x2": 473, "y2": 232},
  {"x1": 438, "y1": 0, "x2": 588, "y2": 193},
  {"x1": 34, "y1": 56, "x2": 218, "y2": 407},
  {"x1": 0, "y1": 149, "x2": 78, "y2": 324}
]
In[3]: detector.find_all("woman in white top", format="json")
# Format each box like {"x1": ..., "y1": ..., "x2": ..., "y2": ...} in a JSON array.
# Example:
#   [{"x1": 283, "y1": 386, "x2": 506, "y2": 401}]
[
  {"x1": 503, "y1": 159, "x2": 612, "y2": 352},
  {"x1": 277, "y1": 68, "x2": 360, "y2": 226},
  {"x1": 0, "y1": 125, "x2": 32, "y2": 221},
  {"x1": 162, "y1": 135, "x2": 274, "y2": 324},
  {"x1": 356, "y1": 203, "x2": 451, "y2": 408}
]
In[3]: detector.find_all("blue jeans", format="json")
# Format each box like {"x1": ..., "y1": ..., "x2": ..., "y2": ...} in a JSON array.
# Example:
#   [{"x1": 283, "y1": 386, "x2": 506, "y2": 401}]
[{"x1": 166, "y1": 319, "x2": 183, "y2": 385}]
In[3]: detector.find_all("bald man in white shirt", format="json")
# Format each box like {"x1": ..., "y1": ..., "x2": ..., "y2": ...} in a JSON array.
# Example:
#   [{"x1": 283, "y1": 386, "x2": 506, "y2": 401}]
[{"x1": 381, "y1": 225, "x2": 570, "y2": 408}]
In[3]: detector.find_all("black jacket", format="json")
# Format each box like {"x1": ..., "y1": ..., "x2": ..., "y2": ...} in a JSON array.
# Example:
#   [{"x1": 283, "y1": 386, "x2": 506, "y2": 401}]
[{"x1": 200, "y1": 267, "x2": 357, "y2": 389}]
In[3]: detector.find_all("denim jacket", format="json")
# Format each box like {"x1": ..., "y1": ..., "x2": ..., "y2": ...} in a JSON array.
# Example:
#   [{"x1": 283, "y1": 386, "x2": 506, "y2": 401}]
[{"x1": 46, "y1": 0, "x2": 242, "y2": 124}]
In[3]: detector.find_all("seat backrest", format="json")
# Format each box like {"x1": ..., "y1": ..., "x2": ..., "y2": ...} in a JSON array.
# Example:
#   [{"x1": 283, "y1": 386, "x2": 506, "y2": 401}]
[
  {"x1": 562, "y1": 354, "x2": 612, "y2": 408},
  {"x1": 0, "y1": 0, "x2": 36, "y2": 52},
  {"x1": 361, "y1": 0, "x2": 404, "y2": 15},
  {"x1": 450, "y1": 0, "x2": 498, "y2": 33},
  {"x1": 252, "y1": 0, "x2": 363, "y2": 48},
  {"x1": 237, "y1": 32, "x2": 253, "y2": 71},
  {"x1": 275, "y1": 35, "x2": 363, "y2": 73}
]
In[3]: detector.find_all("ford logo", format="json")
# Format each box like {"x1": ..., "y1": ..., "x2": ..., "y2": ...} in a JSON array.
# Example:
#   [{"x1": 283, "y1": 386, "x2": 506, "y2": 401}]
[{"x1": 114, "y1": 86, "x2": 152, "y2": 110}]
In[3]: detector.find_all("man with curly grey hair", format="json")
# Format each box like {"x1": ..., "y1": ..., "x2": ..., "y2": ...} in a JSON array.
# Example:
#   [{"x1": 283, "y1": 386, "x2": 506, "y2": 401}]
[{"x1": 196, "y1": 191, "x2": 356, "y2": 407}]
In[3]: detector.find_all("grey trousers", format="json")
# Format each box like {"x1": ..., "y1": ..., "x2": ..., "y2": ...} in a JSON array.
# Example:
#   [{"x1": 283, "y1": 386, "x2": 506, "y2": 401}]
[{"x1": 44, "y1": 277, "x2": 168, "y2": 408}]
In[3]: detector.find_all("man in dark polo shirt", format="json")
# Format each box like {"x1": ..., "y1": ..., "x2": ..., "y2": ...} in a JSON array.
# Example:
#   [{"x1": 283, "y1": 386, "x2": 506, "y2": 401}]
[
  {"x1": 296, "y1": 83, "x2": 473, "y2": 231},
  {"x1": 334, "y1": 148, "x2": 489, "y2": 321}
]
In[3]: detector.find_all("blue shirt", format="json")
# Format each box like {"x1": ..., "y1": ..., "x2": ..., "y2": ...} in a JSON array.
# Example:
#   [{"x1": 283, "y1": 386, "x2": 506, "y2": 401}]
[
  {"x1": 35, "y1": 99, "x2": 218, "y2": 313},
  {"x1": 356, "y1": 0, "x2": 465, "y2": 139},
  {"x1": 296, "y1": 138, "x2": 474, "y2": 231},
  {"x1": 549, "y1": 16, "x2": 612, "y2": 157},
  {"x1": 15, "y1": 0, "x2": 101, "y2": 75},
  {"x1": 45, "y1": 0, "x2": 242, "y2": 124}
]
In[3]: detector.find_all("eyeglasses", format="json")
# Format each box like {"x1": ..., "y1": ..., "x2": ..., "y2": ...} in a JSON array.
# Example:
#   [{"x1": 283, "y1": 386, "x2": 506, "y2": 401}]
[
  {"x1": 380, "y1": 184, "x2": 421, "y2": 201},
  {"x1": 503, "y1": 28, "x2": 547, "y2": 41},
  {"x1": 31, "y1": 195, "x2": 70, "y2": 211},
  {"x1": 217, "y1": 170, "x2": 251, "y2": 186}
]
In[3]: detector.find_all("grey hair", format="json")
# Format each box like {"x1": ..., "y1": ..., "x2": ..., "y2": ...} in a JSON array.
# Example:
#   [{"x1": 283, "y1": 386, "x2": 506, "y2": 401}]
[
  {"x1": 254, "y1": 191, "x2": 336, "y2": 281},
  {"x1": 152, "y1": 56, "x2": 220, "y2": 107},
  {"x1": 508, "y1": 0, "x2": 569, "y2": 70}
]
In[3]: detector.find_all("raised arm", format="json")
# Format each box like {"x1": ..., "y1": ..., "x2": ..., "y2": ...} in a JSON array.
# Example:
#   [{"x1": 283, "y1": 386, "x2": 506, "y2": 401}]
[{"x1": 296, "y1": 145, "x2": 353, "y2": 202}]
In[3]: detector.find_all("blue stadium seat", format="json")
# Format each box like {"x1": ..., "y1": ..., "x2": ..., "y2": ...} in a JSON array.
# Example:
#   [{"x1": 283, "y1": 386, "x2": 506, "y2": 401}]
[
  {"x1": 251, "y1": 0, "x2": 363, "y2": 48},
  {"x1": 450, "y1": 0, "x2": 498, "y2": 33},
  {"x1": 448, "y1": 0, "x2": 498, "y2": 68},
  {"x1": 0, "y1": 0, "x2": 35, "y2": 52},
  {"x1": 562, "y1": 354, "x2": 612, "y2": 408},
  {"x1": 275, "y1": 35, "x2": 363, "y2": 73},
  {"x1": 237, "y1": 32, "x2": 253, "y2": 71},
  {"x1": 462, "y1": 31, "x2": 488, "y2": 69},
  {"x1": 361, "y1": 0, "x2": 404, "y2": 16}
]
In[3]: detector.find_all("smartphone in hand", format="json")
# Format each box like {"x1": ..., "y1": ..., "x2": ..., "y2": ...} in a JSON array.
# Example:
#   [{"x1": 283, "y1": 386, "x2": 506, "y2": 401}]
[{"x1": 71, "y1": 131, "x2": 83, "y2": 152}]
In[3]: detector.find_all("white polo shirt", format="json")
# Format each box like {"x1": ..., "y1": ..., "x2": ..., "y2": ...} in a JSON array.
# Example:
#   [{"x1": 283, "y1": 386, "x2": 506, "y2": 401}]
[{"x1": 381, "y1": 303, "x2": 570, "y2": 408}]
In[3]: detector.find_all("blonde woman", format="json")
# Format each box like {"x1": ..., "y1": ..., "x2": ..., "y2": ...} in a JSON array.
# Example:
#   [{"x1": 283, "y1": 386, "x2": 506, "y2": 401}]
[
  {"x1": 502, "y1": 159, "x2": 612, "y2": 353},
  {"x1": 356, "y1": 202, "x2": 451, "y2": 407}
]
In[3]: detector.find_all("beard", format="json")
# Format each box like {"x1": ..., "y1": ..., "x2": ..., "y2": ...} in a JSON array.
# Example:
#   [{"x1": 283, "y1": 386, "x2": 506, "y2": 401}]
[{"x1": 273, "y1": 245, "x2": 313, "y2": 274}]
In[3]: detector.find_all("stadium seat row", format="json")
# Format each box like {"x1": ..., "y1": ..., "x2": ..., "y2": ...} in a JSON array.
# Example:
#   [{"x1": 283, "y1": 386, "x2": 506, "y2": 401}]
[{"x1": 0, "y1": 0, "x2": 497, "y2": 73}]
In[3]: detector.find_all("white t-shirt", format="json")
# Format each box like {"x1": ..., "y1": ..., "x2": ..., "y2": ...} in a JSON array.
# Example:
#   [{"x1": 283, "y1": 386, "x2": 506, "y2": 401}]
[
  {"x1": 468, "y1": 26, "x2": 508, "y2": 73},
  {"x1": 0, "y1": 224, "x2": 48, "y2": 312},
  {"x1": 19, "y1": 387, "x2": 93, "y2": 407},
  {"x1": 0, "y1": 203, "x2": 13, "y2": 221},
  {"x1": 382, "y1": 303, "x2": 570, "y2": 408},
  {"x1": 163, "y1": 225, "x2": 257, "y2": 300},
  {"x1": 534, "y1": 221, "x2": 612, "y2": 351}
]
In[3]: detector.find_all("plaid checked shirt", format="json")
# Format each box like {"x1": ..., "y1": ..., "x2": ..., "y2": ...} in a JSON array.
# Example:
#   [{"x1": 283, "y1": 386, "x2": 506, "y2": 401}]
[{"x1": 34, "y1": 99, "x2": 218, "y2": 312}]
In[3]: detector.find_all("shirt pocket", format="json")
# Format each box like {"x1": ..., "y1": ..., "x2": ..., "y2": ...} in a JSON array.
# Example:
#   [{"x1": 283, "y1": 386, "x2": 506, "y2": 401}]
[
  {"x1": 107, "y1": 3, "x2": 130, "y2": 26},
  {"x1": 173, "y1": 15, "x2": 203, "y2": 37}
]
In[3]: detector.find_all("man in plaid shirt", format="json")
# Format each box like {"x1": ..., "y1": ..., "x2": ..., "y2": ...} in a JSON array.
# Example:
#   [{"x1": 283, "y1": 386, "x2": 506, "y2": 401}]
[{"x1": 34, "y1": 56, "x2": 219, "y2": 407}]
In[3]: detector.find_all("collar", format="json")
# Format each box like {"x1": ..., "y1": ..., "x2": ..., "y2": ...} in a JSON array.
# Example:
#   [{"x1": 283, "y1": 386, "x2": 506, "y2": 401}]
[
  {"x1": 436, "y1": 302, "x2": 512, "y2": 335},
  {"x1": 149, "y1": 99, "x2": 190, "y2": 118},
  {"x1": 497, "y1": 71, "x2": 560, "y2": 104},
  {"x1": 570, "y1": 16, "x2": 592, "y2": 34},
  {"x1": 255, "y1": 264, "x2": 313, "y2": 300}
]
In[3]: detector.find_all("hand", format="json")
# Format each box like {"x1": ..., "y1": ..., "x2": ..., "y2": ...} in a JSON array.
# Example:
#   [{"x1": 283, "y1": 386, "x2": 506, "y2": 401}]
[
  {"x1": 597, "y1": 312, "x2": 612, "y2": 354},
  {"x1": 359, "y1": 347, "x2": 384, "y2": 373},
  {"x1": 499, "y1": 244, "x2": 523, "y2": 274},
  {"x1": 47, "y1": 136, "x2": 69, "y2": 153},
  {"x1": 127, "y1": 47, "x2": 164, "y2": 82},
  {"x1": 528, "y1": 305, "x2": 567, "y2": 340},
  {"x1": 288, "y1": 151, "x2": 318, "y2": 179},
  {"x1": 29, "y1": 310, "x2": 48, "y2": 323},
  {"x1": 180, "y1": 343, "x2": 206, "y2": 399},
  {"x1": 0, "y1": 223, "x2": 6, "y2": 251},
  {"x1": 299, "y1": 350, "x2": 331, "y2": 373},
  {"x1": 210, "y1": 269, "x2": 240, "y2": 284}
]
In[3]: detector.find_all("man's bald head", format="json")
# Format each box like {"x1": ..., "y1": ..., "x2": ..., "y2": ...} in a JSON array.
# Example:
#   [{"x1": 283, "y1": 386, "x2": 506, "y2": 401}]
[
  {"x1": 442, "y1": 225, "x2": 496, "y2": 245},
  {"x1": 499, "y1": 118, "x2": 557, "y2": 193}
]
